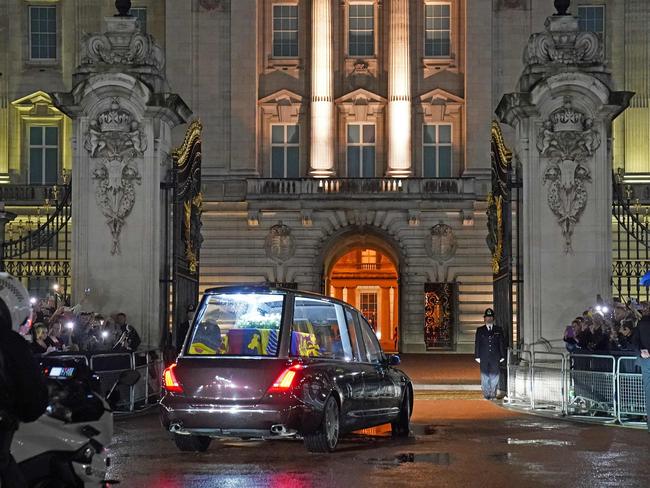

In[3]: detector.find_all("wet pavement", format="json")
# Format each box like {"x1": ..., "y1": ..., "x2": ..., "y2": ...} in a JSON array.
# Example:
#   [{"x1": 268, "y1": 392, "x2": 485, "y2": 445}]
[{"x1": 107, "y1": 398, "x2": 650, "y2": 488}]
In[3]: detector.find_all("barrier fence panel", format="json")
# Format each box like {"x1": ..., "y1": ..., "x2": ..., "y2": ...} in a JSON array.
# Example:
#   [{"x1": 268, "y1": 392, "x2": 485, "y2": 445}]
[
  {"x1": 531, "y1": 351, "x2": 566, "y2": 413},
  {"x1": 504, "y1": 349, "x2": 646, "y2": 430},
  {"x1": 617, "y1": 356, "x2": 646, "y2": 425},
  {"x1": 507, "y1": 349, "x2": 532, "y2": 408},
  {"x1": 87, "y1": 349, "x2": 162, "y2": 412},
  {"x1": 567, "y1": 354, "x2": 616, "y2": 420},
  {"x1": 90, "y1": 352, "x2": 135, "y2": 411}
]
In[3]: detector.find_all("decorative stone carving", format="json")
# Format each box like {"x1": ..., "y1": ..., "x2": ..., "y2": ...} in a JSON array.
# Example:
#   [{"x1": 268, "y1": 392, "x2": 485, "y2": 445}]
[
  {"x1": 427, "y1": 223, "x2": 457, "y2": 263},
  {"x1": 199, "y1": 0, "x2": 226, "y2": 12},
  {"x1": 524, "y1": 15, "x2": 603, "y2": 66},
  {"x1": 264, "y1": 222, "x2": 296, "y2": 263},
  {"x1": 80, "y1": 21, "x2": 165, "y2": 71},
  {"x1": 537, "y1": 97, "x2": 601, "y2": 253},
  {"x1": 85, "y1": 98, "x2": 147, "y2": 255}
]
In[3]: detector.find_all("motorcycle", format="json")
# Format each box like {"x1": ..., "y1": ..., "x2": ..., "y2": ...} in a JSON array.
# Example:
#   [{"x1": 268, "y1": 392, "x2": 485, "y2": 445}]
[{"x1": 11, "y1": 356, "x2": 140, "y2": 488}]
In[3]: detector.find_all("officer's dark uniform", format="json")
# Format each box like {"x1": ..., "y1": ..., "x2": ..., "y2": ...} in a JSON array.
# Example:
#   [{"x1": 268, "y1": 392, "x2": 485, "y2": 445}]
[
  {"x1": 0, "y1": 314, "x2": 49, "y2": 487},
  {"x1": 175, "y1": 304, "x2": 196, "y2": 352},
  {"x1": 632, "y1": 311, "x2": 650, "y2": 432},
  {"x1": 474, "y1": 308, "x2": 506, "y2": 399}
]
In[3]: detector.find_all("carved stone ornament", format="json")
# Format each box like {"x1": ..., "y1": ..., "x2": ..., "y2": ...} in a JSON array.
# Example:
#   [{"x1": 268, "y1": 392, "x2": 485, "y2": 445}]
[
  {"x1": 427, "y1": 223, "x2": 457, "y2": 263},
  {"x1": 537, "y1": 97, "x2": 601, "y2": 253},
  {"x1": 264, "y1": 221, "x2": 296, "y2": 263},
  {"x1": 84, "y1": 98, "x2": 147, "y2": 255},
  {"x1": 524, "y1": 14, "x2": 603, "y2": 66},
  {"x1": 80, "y1": 23, "x2": 165, "y2": 71}
]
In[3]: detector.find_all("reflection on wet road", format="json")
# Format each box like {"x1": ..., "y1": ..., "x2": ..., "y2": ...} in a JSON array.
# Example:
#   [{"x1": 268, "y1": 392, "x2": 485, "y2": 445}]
[{"x1": 108, "y1": 399, "x2": 650, "y2": 487}]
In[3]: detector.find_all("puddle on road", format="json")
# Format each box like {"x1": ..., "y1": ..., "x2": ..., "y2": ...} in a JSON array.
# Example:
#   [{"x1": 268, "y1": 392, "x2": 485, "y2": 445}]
[
  {"x1": 506, "y1": 438, "x2": 573, "y2": 447},
  {"x1": 366, "y1": 452, "x2": 451, "y2": 468},
  {"x1": 489, "y1": 452, "x2": 513, "y2": 463}
]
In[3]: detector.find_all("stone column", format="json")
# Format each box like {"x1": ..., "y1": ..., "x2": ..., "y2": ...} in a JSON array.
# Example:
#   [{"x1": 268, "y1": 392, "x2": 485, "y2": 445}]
[
  {"x1": 386, "y1": 0, "x2": 412, "y2": 177},
  {"x1": 54, "y1": 16, "x2": 191, "y2": 347},
  {"x1": 309, "y1": 0, "x2": 335, "y2": 177},
  {"x1": 497, "y1": 11, "x2": 632, "y2": 346}
]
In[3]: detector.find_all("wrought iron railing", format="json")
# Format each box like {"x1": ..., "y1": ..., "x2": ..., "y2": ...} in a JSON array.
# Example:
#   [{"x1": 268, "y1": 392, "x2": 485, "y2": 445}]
[
  {"x1": 1, "y1": 183, "x2": 72, "y2": 298},
  {"x1": 2, "y1": 184, "x2": 72, "y2": 259},
  {"x1": 612, "y1": 173, "x2": 650, "y2": 303},
  {"x1": 247, "y1": 177, "x2": 472, "y2": 198}
]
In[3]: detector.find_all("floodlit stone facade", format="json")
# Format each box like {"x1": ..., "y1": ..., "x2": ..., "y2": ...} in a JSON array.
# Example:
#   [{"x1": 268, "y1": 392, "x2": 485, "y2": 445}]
[{"x1": 0, "y1": 1, "x2": 646, "y2": 351}]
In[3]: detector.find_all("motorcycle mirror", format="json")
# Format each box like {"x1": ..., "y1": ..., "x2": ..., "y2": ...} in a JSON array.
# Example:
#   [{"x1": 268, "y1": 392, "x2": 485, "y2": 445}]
[{"x1": 118, "y1": 370, "x2": 141, "y2": 387}]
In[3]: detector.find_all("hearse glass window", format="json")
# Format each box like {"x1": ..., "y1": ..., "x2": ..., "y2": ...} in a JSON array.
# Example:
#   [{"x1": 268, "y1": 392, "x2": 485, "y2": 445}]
[
  {"x1": 187, "y1": 293, "x2": 285, "y2": 356},
  {"x1": 291, "y1": 297, "x2": 353, "y2": 360}
]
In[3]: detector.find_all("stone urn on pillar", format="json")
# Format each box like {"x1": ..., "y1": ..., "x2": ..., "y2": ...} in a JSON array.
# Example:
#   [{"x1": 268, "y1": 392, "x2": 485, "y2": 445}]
[
  {"x1": 53, "y1": 11, "x2": 191, "y2": 347},
  {"x1": 496, "y1": 7, "x2": 633, "y2": 346}
]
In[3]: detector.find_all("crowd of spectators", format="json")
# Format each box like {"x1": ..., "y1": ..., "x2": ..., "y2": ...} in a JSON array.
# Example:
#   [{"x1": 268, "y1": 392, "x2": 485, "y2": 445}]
[
  {"x1": 563, "y1": 299, "x2": 646, "y2": 355},
  {"x1": 18, "y1": 297, "x2": 141, "y2": 356}
]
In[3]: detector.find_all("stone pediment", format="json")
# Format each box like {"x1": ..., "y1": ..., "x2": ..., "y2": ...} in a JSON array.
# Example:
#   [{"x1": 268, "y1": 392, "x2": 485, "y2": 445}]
[
  {"x1": 258, "y1": 90, "x2": 304, "y2": 122},
  {"x1": 336, "y1": 89, "x2": 386, "y2": 121},
  {"x1": 11, "y1": 91, "x2": 64, "y2": 117},
  {"x1": 419, "y1": 88, "x2": 464, "y2": 121}
]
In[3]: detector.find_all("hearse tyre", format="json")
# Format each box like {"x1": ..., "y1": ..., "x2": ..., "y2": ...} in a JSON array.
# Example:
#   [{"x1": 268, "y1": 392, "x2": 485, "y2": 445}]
[
  {"x1": 303, "y1": 394, "x2": 340, "y2": 453},
  {"x1": 391, "y1": 386, "x2": 412, "y2": 438}
]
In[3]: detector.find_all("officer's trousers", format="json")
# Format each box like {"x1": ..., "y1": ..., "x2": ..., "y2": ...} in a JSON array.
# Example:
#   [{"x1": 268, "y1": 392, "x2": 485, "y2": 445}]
[{"x1": 480, "y1": 360, "x2": 500, "y2": 399}]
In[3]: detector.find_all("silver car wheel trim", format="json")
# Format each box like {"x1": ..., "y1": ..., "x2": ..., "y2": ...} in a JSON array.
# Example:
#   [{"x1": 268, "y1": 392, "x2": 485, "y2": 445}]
[{"x1": 325, "y1": 398, "x2": 339, "y2": 448}]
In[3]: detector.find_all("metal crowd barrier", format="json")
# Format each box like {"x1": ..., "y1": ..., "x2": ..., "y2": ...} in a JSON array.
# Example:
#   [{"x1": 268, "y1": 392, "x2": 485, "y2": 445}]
[
  {"x1": 506, "y1": 348, "x2": 645, "y2": 428},
  {"x1": 86, "y1": 348, "x2": 162, "y2": 412},
  {"x1": 530, "y1": 351, "x2": 566, "y2": 413},
  {"x1": 616, "y1": 356, "x2": 647, "y2": 426},
  {"x1": 506, "y1": 349, "x2": 532, "y2": 408}
]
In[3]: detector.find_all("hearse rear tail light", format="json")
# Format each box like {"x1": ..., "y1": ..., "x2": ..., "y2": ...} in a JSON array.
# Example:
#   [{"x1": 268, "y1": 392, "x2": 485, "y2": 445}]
[
  {"x1": 267, "y1": 364, "x2": 304, "y2": 394},
  {"x1": 163, "y1": 363, "x2": 184, "y2": 394}
]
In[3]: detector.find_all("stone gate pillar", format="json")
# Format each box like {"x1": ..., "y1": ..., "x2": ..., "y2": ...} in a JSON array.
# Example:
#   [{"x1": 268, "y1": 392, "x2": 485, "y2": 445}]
[
  {"x1": 54, "y1": 14, "x2": 190, "y2": 346},
  {"x1": 497, "y1": 6, "x2": 632, "y2": 346}
]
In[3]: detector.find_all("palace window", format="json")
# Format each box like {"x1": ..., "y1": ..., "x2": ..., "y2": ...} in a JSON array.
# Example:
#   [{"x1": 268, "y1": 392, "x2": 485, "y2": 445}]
[
  {"x1": 29, "y1": 126, "x2": 59, "y2": 185},
  {"x1": 577, "y1": 5, "x2": 605, "y2": 37},
  {"x1": 29, "y1": 5, "x2": 57, "y2": 60},
  {"x1": 348, "y1": 3, "x2": 374, "y2": 57},
  {"x1": 424, "y1": 3, "x2": 451, "y2": 58},
  {"x1": 347, "y1": 124, "x2": 375, "y2": 177},
  {"x1": 130, "y1": 7, "x2": 147, "y2": 34},
  {"x1": 423, "y1": 124, "x2": 452, "y2": 177},
  {"x1": 272, "y1": 4, "x2": 298, "y2": 57},
  {"x1": 359, "y1": 292, "x2": 378, "y2": 330},
  {"x1": 271, "y1": 124, "x2": 300, "y2": 177}
]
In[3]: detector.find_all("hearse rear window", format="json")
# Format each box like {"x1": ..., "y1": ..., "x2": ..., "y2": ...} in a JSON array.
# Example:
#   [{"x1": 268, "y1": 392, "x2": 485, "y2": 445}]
[{"x1": 187, "y1": 293, "x2": 285, "y2": 356}]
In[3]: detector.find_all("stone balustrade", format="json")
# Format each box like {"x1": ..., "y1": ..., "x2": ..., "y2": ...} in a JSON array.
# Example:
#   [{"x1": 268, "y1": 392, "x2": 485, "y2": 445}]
[{"x1": 245, "y1": 177, "x2": 473, "y2": 199}]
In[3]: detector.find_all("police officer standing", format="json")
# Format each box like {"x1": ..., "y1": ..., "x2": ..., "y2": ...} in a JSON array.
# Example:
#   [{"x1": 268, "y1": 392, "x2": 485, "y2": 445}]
[
  {"x1": 474, "y1": 308, "x2": 506, "y2": 400},
  {"x1": 632, "y1": 302, "x2": 650, "y2": 433}
]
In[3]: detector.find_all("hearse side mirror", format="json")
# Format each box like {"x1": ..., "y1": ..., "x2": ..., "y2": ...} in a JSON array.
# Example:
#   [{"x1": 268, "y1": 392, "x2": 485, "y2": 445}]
[{"x1": 388, "y1": 354, "x2": 401, "y2": 366}]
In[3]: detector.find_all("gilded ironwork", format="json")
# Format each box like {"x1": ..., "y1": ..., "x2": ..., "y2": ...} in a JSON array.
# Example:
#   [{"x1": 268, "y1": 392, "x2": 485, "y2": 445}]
[
  {"x1": 486, "y1": 192, "x2": 503, "y2": 274},
  {"x1": 1, "y1": 183, "x2": 72, "y2": 299},
  {"x1": 173, "y1": 120, "x2": 203, "y2": 274},
  {"x1": 424, "y1": 283, "x2": 455, "y2": 349},
  {"x1": 489, "y1": 120, "x2": 516, "y2": 348}
]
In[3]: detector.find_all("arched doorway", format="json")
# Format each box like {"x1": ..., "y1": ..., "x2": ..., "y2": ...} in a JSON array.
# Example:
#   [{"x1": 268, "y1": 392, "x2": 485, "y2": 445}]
[{"x1": 326, "y1": 246, "x2": 399, "y2": 352}]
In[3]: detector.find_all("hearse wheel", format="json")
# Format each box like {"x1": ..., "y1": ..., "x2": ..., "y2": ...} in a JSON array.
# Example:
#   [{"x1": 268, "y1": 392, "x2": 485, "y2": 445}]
[
  {"x1": 173, "y1": 433, "x2": 212, "y2": 452},
  {"x1": 391, "y1": 387, "x2": 411, "y2": 437},
  {"x1": 304, "y1": 395, "x2": 340, "y2": 453}
]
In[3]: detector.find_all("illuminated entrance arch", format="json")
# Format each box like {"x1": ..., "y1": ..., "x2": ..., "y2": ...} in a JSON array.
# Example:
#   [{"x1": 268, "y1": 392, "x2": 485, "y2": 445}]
[{"x1": 319, "y1": 227, "x2": 403, "y2": 352}]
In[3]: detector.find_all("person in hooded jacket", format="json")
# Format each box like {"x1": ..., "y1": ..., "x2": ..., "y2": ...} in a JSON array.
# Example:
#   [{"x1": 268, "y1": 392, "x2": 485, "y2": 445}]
[{"x1": 0, "y1": 285, "x2": 48, "y2": 487}]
